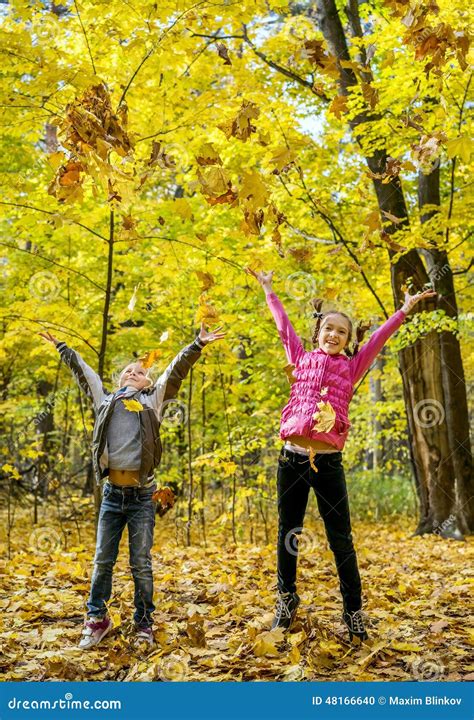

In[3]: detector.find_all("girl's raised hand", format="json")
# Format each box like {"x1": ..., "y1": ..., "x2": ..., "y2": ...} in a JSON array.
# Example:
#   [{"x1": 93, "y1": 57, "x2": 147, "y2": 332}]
[
  {"x1": 38, "y1": 331, "x2": 59, "y2": 346},
  {"x1": 401, "y1": 288, "x2": 437, "y2": 314},
  {"x1": 244, "y1": 266, "x2": 274, "y2": 289},
  {"x1": 198, "y1": 323, "x2": 227, "y2": 346}
]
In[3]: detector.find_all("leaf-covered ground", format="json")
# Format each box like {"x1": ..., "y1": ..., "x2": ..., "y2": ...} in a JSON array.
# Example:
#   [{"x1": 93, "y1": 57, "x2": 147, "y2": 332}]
[{"x1": 1, "y1": 509, "x2": 473, "y2": 682}]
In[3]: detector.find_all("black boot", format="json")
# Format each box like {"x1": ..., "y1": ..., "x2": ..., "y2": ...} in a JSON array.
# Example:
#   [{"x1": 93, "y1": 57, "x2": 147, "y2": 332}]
[
  {"x1": 271, "y1": 591, "x2": 300, "y2": 631},
  {"x1": 342, "y1": 609, "x2": 369, "y2": 642}
]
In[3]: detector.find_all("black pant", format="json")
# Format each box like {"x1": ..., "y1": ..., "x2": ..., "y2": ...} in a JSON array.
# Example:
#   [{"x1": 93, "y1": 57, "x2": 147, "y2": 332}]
[{"x1": 276, "y1": 447, "x2": 362, "y2": 612}]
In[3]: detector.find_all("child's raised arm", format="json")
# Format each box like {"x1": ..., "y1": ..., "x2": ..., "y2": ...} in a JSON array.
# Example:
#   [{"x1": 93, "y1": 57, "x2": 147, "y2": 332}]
[
  {"x1": 349, "y1": 288, "x2": 437, "y2": 385},
  {"x1": 148, "y1": 323, "x2": 226, "y2": 416},
  {"x1": 39, "y1": 332, "x2": 107, "y2": 410},
  {"x1": 245, "y1": 267, "x2": 305, "y2": 365}
]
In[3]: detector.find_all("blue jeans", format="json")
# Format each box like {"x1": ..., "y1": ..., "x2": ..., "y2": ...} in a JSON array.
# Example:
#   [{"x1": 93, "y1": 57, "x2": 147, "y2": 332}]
[{"x1": 87, "y1": 481, "x2": 156, "y2": 628}]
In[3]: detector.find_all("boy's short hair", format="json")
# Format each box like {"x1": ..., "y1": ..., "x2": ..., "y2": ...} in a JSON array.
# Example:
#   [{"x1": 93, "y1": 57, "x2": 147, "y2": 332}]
[{"x1": 112, "y1": 361, "x2": 156, "y2": 389}]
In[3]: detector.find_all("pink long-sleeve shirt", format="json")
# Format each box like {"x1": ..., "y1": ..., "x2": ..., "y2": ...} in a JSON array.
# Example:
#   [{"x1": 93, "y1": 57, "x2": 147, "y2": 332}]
[{"x1": 266, "y1": 291, "x2": 406, "y2": 450}]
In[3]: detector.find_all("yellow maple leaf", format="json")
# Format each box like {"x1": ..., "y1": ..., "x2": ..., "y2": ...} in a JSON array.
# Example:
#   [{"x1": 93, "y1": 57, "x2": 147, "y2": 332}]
[
  {"x1": 122, "y1": 399, "x2": 143, "y2": 412},
  {"x1": 446, "y1": 135, "x2": 473, "y2": 163},
  {"x1": 329, "y1": 95, "x2": 348, "y2": 119},
  {"x1": 311, "y1": 400, "x2": 336, "y2": 433},
  {"x1": 138, "y1": 350, "x2": 161, "y2": 369},
  {"x1": 253, "y1": 628, "x2": 284, "y2": 657}
]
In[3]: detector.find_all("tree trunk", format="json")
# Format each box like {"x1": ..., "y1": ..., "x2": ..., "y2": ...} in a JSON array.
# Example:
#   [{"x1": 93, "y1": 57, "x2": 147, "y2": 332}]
[{"x1": 418, "y1": 164, "x2": 473, "y2": 534}]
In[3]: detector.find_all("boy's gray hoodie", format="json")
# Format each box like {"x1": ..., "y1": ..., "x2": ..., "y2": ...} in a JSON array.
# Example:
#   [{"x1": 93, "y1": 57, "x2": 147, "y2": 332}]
[{"x1": 56, "y1": 337, "x2": 204, "y2": 486}]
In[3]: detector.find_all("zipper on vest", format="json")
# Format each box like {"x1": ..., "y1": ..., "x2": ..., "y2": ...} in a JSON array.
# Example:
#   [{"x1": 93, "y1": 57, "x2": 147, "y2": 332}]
[{"x1": 308, "y1": 352, "x2": 330, "y2": 433}]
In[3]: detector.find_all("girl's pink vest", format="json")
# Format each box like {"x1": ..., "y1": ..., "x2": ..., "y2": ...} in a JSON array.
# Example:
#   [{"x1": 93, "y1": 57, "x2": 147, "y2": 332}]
[{"x1": 266, "y1": 292, "x2": 406, "y2": 450}]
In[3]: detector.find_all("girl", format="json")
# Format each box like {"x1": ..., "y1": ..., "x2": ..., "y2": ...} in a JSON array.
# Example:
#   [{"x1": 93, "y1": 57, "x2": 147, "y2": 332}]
[
  {"x1": 39, "y1": 322, "x2": 225, "y2": 649},
  {"x1": 246, "y1": 267, "x2": 435, "y2": 642}
]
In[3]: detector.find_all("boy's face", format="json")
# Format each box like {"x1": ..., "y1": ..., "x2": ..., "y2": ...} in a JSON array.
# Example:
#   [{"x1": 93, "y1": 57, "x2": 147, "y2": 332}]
[
  {"x1": 119, "y1": 362, "x2": 151, "y2": 390},
  {"x1": 318, "y1": 313, "x2": 350, "y2": 355}
]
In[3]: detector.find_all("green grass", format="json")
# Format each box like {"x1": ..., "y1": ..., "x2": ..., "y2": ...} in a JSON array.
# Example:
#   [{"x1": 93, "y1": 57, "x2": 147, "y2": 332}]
[{"x1": 347, "y1": 470, "x2": 418, "y2": 520}]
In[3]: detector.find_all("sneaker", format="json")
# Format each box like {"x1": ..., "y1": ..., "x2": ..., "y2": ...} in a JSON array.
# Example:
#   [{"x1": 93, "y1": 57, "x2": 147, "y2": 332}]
[
  {"x1": 342, "y1": 609, "x2": 369, "y2": 642},
  {"x1": 78, "y1": 615, "x2": 112, "y2": 650},
  {"x1": 271, "y1": 591, "x2": 300, "y2": 631},
  {"x1": 133, "y1": 625, "x2": 155, "y2": 647}
]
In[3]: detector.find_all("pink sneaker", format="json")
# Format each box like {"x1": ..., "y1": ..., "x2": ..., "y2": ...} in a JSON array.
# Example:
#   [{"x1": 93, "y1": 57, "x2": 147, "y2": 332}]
[
  {"x1": 78, "y1": 615, "x2": 112, "y2": 650},
  {"x1": 134, "y1": 625, "x2": 155, "y2": 647}
]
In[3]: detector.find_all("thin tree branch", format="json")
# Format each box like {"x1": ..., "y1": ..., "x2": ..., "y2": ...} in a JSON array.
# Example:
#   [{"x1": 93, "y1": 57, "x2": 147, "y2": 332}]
[
  {"x1": 118, "y1": 1, "x2": 210, "y2": 108},
  {"x1": 452, "y1": 258, "x2": 473, "y2": 275},
  {"x1": 445, "y1": 72, "x2": 472, "y2": 246},
  {"x1": 141, "y1": 235, "x2": 243, "y2": 270},
  {"x1": 0, "y1": 242, "x2": 106, "y2": 292},
  {"x1": 73, "y1": 0, "x2": 96, "y2": 75},
  {"x1": 2, "y1": 315, "x2": 98, "y2": 355},
  {"x1": 296, "y1": 167, "x2": 389, "y2": 318},
  {"x1": 0, "y1": 202, "x2": 108, "y2": 243}
]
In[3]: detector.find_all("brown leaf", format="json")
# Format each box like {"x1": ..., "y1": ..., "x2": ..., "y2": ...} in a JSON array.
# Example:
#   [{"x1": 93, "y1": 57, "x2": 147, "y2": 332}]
[{"x1": 216, "y1": 42, "x2": 232, "y2": 65}]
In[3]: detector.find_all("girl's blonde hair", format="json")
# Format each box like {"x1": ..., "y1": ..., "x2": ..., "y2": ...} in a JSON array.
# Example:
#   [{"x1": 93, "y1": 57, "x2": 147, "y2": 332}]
[{"x1": 311, "y1": 298, "x2": 370, "y2": 358}]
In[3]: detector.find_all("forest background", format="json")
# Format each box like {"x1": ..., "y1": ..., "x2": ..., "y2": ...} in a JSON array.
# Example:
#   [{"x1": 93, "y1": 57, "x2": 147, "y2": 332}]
[{"x1": 0, "y1": 0, "x2": 472, "y2": 682}]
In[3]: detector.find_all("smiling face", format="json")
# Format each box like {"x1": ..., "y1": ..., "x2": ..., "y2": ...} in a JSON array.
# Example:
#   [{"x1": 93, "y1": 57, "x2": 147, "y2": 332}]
[
  {"x1": 119, "y1": 362, "x2": 152, "y2": 390},
  {"x1": 318, "y1": 313, "x2": 351, "y2": 355}
]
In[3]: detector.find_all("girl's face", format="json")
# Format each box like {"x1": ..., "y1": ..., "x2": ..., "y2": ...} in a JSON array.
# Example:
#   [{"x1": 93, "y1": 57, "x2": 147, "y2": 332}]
[
  {"x1": 119, "y1": 362, "x2": 152, "y2": 390},
  {"x1": 318, "y1": 314, "x2": 351, "y2": 355}
]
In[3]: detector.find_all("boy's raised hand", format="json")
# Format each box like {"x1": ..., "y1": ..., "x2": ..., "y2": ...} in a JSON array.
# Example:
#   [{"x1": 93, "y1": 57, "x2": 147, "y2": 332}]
[
  {"x1": 198, "y1": 323, "x2": 226, "y2": 346},
  {"x1": 38, "y1": 331, "x2": 59, "y2": 346},
  {"x1": 401, "y1": 288, "x2": 437, "y2": 314},
  {"x1": 244, "y1": 266, "x2": 274, "y2": 289}
]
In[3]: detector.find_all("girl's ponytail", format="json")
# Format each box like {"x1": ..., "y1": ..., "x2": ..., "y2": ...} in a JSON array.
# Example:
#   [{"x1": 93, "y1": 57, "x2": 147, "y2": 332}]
[
  {"x1": 345, "y1": 321, "x2": 370, "y2": 358},
  {"x1": 311, "y1": 297, "x2": 325, "y2": 346},
  {"x1": 311, "y1": 297, "x2": 369, "y2": 357}
]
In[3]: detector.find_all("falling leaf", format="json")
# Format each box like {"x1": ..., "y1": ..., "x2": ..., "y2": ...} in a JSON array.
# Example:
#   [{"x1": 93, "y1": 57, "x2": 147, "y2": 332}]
[
  {"x1": 217, "y1": 100, "x2": 260, "y2": 142},
  {"x1": 382, "y1": 210, "x2": 403, "y2": 225},
  {"x1": 138, "y1": 350, "x2": 161, "y2": 368},
  {"x1": 284, "y1": 363, "x2": 297, "y2": 385},
  {"x1": 196, "y1": 143, "x2": 223, "y2": 167},
  {"x1": 195, "y1": 271, "x2": 215, "y2": 292},
  {"x1": 196, "y1": 295, "x2": 219, "y2": 323},
  {"x1": 216, "y1": 42, "x2": 232, "y2": 65},
  {"x1": 329, "y1": 95, "x2": 348, "y2": 119},
  {"x1": 128, "y1": 283, "x2": 140, "y2": 312}
]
